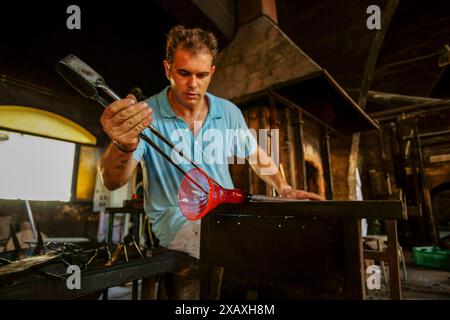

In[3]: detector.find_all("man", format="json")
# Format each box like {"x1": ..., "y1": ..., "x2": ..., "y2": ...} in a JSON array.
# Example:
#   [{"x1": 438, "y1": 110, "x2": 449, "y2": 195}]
[{"x1": 99, "y1": 26, "x2": 322, "y2": 295}]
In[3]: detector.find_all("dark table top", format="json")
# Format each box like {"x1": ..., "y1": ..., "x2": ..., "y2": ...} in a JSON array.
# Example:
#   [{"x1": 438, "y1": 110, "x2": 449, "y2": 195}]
[{"x1": 212, "y1": 199, "x2": 406, "y2": 220}]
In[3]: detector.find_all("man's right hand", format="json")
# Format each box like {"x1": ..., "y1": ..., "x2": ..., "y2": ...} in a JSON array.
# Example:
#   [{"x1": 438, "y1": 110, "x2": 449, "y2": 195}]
[{"x1": 100, "y1": 94, "x2": 153, "y2": 152}]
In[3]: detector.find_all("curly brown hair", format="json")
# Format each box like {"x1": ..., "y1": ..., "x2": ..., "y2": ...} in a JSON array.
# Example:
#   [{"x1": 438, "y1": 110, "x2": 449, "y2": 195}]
[{"x1": 165, "y1": 25, "x2": 218, "y2": 64}]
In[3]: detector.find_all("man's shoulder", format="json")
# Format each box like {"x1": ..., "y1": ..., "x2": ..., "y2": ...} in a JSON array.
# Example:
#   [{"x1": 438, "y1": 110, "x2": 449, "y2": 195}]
[{"x1": 207, "y1": 92, "x2": 241, "y2": 115}]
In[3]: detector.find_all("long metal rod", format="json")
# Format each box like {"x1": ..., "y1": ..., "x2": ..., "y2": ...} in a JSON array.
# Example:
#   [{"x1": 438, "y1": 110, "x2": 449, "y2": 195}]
[
  {"x1": 138, "y1": 133, "x2": 207, "y2": 194},
  {"x1": 94, "y1": 90, "x2": 208, "y2": 194},
  {"x1": 148, "y1": 124, "x2": 223, "y2": 187},
  {"x1": 104, "y1": 87, "x2": 223, "y2": 188}
]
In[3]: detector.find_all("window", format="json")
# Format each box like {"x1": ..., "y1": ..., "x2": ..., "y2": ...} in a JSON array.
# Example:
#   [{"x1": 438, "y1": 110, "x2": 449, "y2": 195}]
[{"x1": 0, "y1": 131, "x2": 75, "y2": 201}]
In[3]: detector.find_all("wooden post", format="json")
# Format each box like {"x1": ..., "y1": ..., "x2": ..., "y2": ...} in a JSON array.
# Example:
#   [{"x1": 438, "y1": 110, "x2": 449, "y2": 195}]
[
  {"x1": 294, "y1": 110, "x2": 307, "y2": 190},
  {"x1": 208, "y1": 266, "x2": 224, "y2": 300},
  {"x1": 70, "y1": 144, "x2": 80, "y2": 202},
  {"x1": 320, "y1": 129, "x2": 333, "y2": 200},
  {"x1": 131, "y1": 280, "x2": 138, "y2": 300},
  {"x1": 285, "y1": 107, "x2": 297, "y2": 189},
  {"x1": 276, "y1": 106, "x2": 290, "y2": 195},
  {"x1": 261, "y1": 104, "x2": 273, "y2": 196},
  {"x1": 247, "y1": 107, "x2": 263, "y2": 194},
  {"x1": 386, "y1": 219, "x2": 402, "y2": 300},
  {"x1": 200, "y1": 214, "x2": 211, "y2": 300},
  {"x1": 269, "y1": 96, "x2": 282, "y2": 195},
  {"x1": 343, "y1": 220, "x2": 366, "y2": 299},
  {"x1": 141, "y1": 277, "x2": 158, "y2": 300},
  {"x1": 378, "y1": 127, "x2": 393, "y2": 196},
  {"x1": 413, "y1": 123, "x2": 439, "y2": 245}
]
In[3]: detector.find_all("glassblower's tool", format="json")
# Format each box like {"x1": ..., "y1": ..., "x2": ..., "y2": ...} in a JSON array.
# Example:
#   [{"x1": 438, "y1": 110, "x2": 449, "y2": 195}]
[
  {"x1": 55, "y1": 55, "x2": 303, "y2": 221},
  {"x1": 55, "y1": 54, "x2": 209, "y2": 194},
  {"x1": 178, "y1": 168, "x2": 306, "y2": 220},
  {"x1": 178, "y1": 168, "x2": 249, "y2": 220}
]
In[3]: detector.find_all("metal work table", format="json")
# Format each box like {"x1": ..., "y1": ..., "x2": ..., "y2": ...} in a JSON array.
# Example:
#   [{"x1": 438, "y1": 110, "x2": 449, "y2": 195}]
[
  {"x1": 0, "y1": 248, "x2": 190, "y2": 300},
  {"x1": 200, "y1": 200, "x2": 407, "y2": 300}
]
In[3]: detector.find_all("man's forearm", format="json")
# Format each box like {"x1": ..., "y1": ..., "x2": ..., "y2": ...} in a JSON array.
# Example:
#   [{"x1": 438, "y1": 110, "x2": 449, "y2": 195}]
[
  {"x1": 249, "y1": 146, "x2": 291, "y2": 194},
  {"x1": 249, "y1": 146, "x2": 324, "y2": 200},
  {"x1": 99, "y1": 142, "x2": 137, "y2": 190},
  {"x1": 250, "y1": 163, "x2": 291, "y2": 194}
]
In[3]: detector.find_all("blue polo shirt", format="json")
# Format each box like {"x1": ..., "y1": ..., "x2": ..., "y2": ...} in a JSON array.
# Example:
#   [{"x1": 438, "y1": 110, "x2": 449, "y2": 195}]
[{"x1": 133, "y1": 87, "x2": 257, "y2": 246}]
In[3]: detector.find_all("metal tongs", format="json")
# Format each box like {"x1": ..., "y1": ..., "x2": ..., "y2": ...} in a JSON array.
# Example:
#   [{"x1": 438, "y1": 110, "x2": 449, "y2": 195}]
[{"x1": 56, "y1": 54, "x2": 218, "y2": 193}]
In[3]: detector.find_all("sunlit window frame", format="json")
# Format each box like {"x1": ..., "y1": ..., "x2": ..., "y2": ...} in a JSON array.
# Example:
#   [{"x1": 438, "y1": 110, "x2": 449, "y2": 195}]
[
  {"x1": 0, "y1": 105, "x2": 98, "y2": 202},
  {"x1": 0, "y1": 130, "x2": 78, "y2": 202}
]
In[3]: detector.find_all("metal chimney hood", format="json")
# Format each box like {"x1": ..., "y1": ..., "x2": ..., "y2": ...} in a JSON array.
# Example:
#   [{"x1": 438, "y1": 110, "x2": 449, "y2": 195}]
[{"x1": 209, "y1": 16, "x2": 379, "y2": 134}]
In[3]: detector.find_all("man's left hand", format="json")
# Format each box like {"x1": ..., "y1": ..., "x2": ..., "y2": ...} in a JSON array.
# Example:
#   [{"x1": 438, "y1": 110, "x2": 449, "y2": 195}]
[{"x1": 280, "y1": 187, "x2": 325, "y2": 201}]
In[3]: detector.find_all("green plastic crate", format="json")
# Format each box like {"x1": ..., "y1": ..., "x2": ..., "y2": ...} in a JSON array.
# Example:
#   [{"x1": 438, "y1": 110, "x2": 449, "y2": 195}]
[{"x1": 413, "y1": 246, "x2": 450, "y2": 271}]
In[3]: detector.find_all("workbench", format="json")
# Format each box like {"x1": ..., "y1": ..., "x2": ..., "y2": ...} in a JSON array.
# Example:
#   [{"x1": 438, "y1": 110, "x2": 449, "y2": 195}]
[
  {"x1": 0, "y1": 248, "x2": 190, "y2": 300},
  {"x1": 200, "y1": 200, "x2": 407, "y2": 300}
]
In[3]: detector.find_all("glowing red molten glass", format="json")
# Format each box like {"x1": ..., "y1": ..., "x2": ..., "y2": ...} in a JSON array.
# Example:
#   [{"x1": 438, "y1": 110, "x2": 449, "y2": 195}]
[{"x1": 178, "y1": 168, "x2": 249, "y2": 220}]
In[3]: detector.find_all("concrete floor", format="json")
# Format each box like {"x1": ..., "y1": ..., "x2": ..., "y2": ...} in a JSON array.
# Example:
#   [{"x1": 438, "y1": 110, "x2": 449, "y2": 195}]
[{"x1": 366, "y1": 249, "x2": 450, "y2": 300}]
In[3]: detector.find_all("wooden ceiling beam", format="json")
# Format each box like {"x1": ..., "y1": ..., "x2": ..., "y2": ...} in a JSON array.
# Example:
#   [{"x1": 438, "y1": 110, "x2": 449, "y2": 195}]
[
  {"x1": 367, "y1": 90, "x2": 441, "y2": 108},
  {"x1": 358, "y1": 0, "x2": 399, "y2": 109}
]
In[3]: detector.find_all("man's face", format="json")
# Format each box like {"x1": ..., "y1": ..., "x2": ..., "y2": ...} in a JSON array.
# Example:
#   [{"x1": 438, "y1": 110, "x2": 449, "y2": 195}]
[{"x1": 164, "y1": 47, "x2": 216, "y2": 109}]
